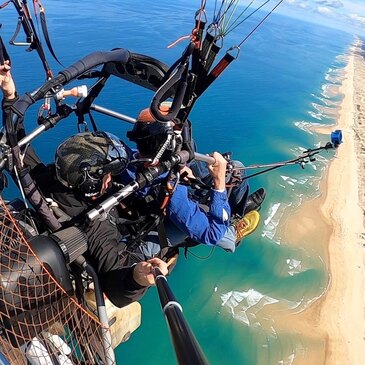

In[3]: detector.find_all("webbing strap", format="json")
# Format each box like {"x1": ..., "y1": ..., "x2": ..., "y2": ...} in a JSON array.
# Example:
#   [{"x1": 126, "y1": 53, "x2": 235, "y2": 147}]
[{"x1": 157, "y1": 219, "x2": 169, "y2": 249}]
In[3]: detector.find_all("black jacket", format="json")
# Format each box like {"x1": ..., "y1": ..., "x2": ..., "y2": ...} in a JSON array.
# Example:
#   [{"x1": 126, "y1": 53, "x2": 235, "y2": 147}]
[{"x1": 39, "y1": 165, "x2": 149, "y2": 308}]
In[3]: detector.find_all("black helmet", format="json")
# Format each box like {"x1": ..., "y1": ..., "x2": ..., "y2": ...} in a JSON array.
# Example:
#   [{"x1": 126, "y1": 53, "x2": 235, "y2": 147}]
[
  {"x1": 55, "y1": 131, "x2": 129, "y2": 197},
  {"x1": 127, "y1": 108, "x2": 174, "y2": 156}
]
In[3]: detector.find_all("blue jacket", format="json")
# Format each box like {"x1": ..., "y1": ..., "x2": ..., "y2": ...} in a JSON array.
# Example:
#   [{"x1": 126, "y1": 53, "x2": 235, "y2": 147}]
[
  {"x1": 167, "y1": 184, "x2": 231, "y2": 245},
  {"x1": 118, "y1": 156, "x2": 231, "y2": 246}
]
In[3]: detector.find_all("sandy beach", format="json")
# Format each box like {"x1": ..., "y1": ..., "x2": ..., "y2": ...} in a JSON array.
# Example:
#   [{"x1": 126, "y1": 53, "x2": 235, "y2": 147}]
[
  {"x1": 281, "y1": 42, "x2": 365, "y2": 364},
  {"x1": 317, "y1": 42, "x2": 365, "y2": 365}
]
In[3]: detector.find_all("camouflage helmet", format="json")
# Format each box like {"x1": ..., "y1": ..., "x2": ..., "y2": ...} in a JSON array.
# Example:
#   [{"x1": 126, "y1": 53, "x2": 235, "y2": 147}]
[{"x1": 55, "y1": 131, "x2": 129, "y2": 197}]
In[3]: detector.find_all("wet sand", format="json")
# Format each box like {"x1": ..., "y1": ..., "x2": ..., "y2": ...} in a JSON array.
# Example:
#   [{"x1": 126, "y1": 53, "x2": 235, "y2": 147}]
[{"x1": 281, "y1": 42, "x2": 365, "y2": 364}]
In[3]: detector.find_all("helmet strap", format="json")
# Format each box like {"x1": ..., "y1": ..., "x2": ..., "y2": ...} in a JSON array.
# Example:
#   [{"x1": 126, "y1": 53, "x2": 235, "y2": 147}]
[{"x1": 150, "y1": 133, "x2": 174, "y2": 166}]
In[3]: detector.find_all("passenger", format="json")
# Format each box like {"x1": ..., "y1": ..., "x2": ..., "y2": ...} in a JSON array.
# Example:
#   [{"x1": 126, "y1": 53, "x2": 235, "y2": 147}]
[
  {"x1": 1, "y1": 63, "x2": 169, "y2": 308},
  {"x1": 126, "y1": 108, "x2": 266, "y2": 254},
  {"x1": 52, "y1": 131, "x2": 169, "y2": 307}
]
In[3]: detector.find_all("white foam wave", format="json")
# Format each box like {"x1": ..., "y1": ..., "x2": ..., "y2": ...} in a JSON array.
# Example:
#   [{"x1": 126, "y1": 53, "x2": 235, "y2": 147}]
[
  {"x1": 321, "y1": 84, "x2": 329, "y2": 98},
  {"x1": 220, "y1": 289, "x2": 301, "y2": 326},
  {"x1": 311, "y1": 102, "x2": 338, "y2": 119},
  {"x1": 321, "y1": 83, "x2": 341, "y2": 99},
  {"x1": 279, "y1": 353, "x2": 295, "y2": 365},
  {"x1": 311, "y1": 93, "x2": 340, "y2": 107},
  {"x1": 294, "y1": 120, "x2": 315, "y2": 134},
  {"x1": 324, "y1": 64, "x2": 344, "y2": 85},
  {"x1": 286, "y1": 259, "x2": 302, "y2": 276},
  {"x1": 220, "y1": 289, "x2": 279, "y2": 326},
  {"x1": 325, "y1": 74, "x2": 341, "y2": 84},
  {"x1": 280, "y1": 175, "x2": 309, "y2": 187},
  {"x1": 264, "y1": 202, "x2": 280, "y2": 226},
  {"x1": 335, "y1": 53, "x2": 349, "y2": 64},
  {"x1": 262, "y1": 203, "x2": 282, "y2": 241},
  {"x1": 308, "y1": 110, "x2": 323, "y2": 121}
]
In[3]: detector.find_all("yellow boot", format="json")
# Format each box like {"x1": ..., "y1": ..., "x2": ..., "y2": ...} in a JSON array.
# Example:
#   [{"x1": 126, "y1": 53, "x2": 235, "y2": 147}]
[{"x1": 232, "y1": 210, "x2": 260, "y2": 246}]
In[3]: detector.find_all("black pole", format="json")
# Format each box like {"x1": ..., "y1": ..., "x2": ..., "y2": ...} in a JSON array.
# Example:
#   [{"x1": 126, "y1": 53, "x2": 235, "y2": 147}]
[{"x1": 153, "y1": 267, "x2": 209, "y2": 365}]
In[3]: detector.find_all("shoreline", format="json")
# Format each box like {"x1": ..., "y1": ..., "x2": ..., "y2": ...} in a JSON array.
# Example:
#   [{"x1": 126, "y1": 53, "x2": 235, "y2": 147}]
[{"x1": 280, "y1": 42, "x2": 365, "y2": 364}]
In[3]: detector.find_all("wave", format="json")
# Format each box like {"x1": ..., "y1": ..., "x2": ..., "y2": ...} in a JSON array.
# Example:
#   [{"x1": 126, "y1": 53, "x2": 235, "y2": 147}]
[
  {"x1": 220, "y1": 288, "x2": 301, "y2": 327},
  {"x1": 310, "y1": 102, "x2": 339, "y2": 120},
  {"x1": 278, "y1": 353, "x2": 295, "y2": 365},
  {"x1": 321, "y1": 83, "x2": 342, "y2": 99},
  {"x1": 311, "y1": 93, "x2": 340, "y2": 107},
  {"x1": 308, "y1": 110, "x2": 324, "y2": 121},
  {"x1": 294, "y1": 120, "x2": 321, "y2": 134},
  {"x1": 324, "y1": 63, "x2": 346, "y2": 85},
  {"x1": 287, "y1": 258, "x2": 302, "y2": 277},
  {"x1": 280, "y1": 175, "x2": 310, "y2": 187},
  {"x1": 262, "y1": 202, "x2": 284, "y2": 241}
]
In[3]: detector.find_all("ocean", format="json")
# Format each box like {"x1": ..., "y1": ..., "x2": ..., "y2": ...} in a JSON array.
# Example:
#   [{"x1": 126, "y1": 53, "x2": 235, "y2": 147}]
[{"x1": 0, "y1": 0, "x2": 354, "y2": 364}]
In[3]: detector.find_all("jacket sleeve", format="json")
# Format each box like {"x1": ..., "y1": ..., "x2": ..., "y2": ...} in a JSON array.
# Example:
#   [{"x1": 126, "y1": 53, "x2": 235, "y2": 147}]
[
  {"x1": 101, "y1": 267, "x2": 148, "y2": 308},
  {"x1": 2, "y1": 95, "x2": 26, "y2": 139},
  {"x1": 2, "y1": 96, "x2": 16, "y2": 122},
  {"x1": 167, "y1": 184, "x2": 231, "y2": 245},
  {"x1": 85, "y1": 217, "x2": 148, "y2": 308},
  {"x1": 2, "y1": 96, "x2": 43, "y2": 169}
]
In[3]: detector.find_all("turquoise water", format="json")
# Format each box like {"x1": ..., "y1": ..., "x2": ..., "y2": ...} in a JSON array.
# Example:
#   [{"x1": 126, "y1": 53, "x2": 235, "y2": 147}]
[{"x1": 0, "y1": 0, "x2": 355, "y2": 364}]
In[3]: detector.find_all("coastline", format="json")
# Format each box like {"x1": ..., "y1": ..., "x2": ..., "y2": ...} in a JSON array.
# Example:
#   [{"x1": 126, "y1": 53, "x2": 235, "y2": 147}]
[
  {"x1": 318, "y1": 42, "x2": 365, "y2": 365},
  {"x1": 280, "y1": 43, "x2": 365, "y2": 364}
]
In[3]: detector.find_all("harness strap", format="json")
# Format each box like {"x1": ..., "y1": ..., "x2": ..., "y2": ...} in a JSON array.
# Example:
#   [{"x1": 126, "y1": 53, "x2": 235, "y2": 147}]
[
  {"x1": 33, "y1": 0, "x2": 63, "y2": 67},
  {"x1": 182, "y1": 237, "x2": 200, "y2": 258},
  {"x1": 113, "y1": 215, "x2": 145, "y2": 227},
  {"x1": 157, "y1": 219, "x2": 169, "y2": 249},
  {"x1": 46, "y1": 198, "x2": 72, "y2": 223}
]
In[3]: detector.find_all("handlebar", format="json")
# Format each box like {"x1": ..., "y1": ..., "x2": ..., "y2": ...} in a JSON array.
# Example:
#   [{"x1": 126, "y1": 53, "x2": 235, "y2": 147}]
[
  {"x1": 9, "y1": 49, "x2": 131, "y2": 119},
  {"x1": 59, "y1": 49, "x2": 130, "y2": 84},
  {"x1": 194, "y1": 152, "x2": 215, "y2": 165}
]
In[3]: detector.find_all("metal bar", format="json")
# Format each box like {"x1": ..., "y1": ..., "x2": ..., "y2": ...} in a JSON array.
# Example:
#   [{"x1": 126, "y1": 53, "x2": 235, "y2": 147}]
[
  {"x1": 78, "y1": 258, "x2": 115, "y2": 365},
  {"x1": 193, "y1": 152, "x2": 215, "y2": 164},
  {"x1": 18, "y1": 124, "x2": 46, "y2": 147},
  {"x1": 90, "y1": 104, "x2": 136, "y2": 124}
]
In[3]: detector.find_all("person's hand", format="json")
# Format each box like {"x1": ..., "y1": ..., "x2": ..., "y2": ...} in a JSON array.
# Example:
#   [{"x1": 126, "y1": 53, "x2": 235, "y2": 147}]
[
  {"x1": 180, "y1": 165, "x2": 196, "y2": 182},
  {"x1": 133, "y1": 257, "x2": 168, "y2": 287},
  {"x1": 208, "y1": 152, "x2": 227, "y2": 190},
  {"x1": 0, "y1": 61, "x2": 16, "y2": 100}
]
